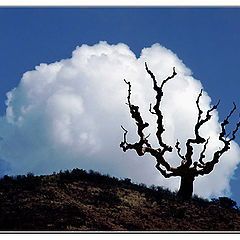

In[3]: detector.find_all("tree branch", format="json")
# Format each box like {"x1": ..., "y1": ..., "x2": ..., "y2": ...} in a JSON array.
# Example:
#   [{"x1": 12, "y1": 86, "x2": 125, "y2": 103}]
[
  {"x1": 120, "y1": 66, "x2": 181, "y2": 179},
  {"x1": 197, "y1": 103, "x2": 240, "y2": 176},
  {"x1": 145, "y1": 62, "x2": 176, "y2": 152},
  {"x1": 175, "y1": 140, "x2": 185, "y2": 162},
  {"x1": 229, "y1": 113, "x2": 240, "y2": 141},
  {"x1": 155, "y1": 162, "x2": 177, "y2": 178},
  {"x1": 120, "y1": 125, "x2": 148, "y2": 156},
  {"x1": 120, "y1": 79, "x2": 153, "y2": 156},
  {"x1": 123, "y1": 79, "x2": 150, "y2": 143},
  {"x1": 185, "y1": 90, "x2": 220, "y2": 167},
  {"x1": 149, "y1": 103, "x2": 156, "y2": 115},
  {"x1": 198, "y1": 137, "x2": 210, "y2": 165}
]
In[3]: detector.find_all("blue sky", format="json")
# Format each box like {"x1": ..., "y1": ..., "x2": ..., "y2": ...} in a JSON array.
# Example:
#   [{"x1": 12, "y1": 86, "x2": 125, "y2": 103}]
[
  {"x1": 1, "y1": 7, "x2": 240, "y2": 120},
  {"x1": 0, "y1": 7, "x2": 240, "y2": 202}
]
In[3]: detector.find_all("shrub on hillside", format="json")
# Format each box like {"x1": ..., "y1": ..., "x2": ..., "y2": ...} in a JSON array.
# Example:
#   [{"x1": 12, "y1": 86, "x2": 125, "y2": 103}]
[{"x1": 211, "y1": 197, "x2": 238, "y2": 209}]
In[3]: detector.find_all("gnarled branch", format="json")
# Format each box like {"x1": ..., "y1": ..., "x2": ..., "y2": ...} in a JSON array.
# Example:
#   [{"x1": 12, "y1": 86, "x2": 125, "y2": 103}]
[
  {"x1": 175, "y1": 140, "x2": 185, "y2": 162},
  {"x1": 120, "y1": 79, "x2": 152, "y2": 156},
  {"x1": 197, "y1": 103, "x2": 240, "y2": 176},
  {"x1": 184, "y1": 90, "x2": 220, "y2": 167},
  {"x1": 199, "y1": 137, "x2": 210, "y2": 165},
  {"x1": 145, "y1": 62, "x2": 176, "y2": 152},
  {"x1": 121, "y1": 64, "x2": 180, "y2": 178},
  {"x1": 123, "y1": 79, "x2": 150, "y2": 144}
]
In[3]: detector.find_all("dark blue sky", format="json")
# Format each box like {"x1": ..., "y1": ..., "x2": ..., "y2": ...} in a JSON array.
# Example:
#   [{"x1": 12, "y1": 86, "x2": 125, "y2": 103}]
[{"x1": 0, "y1": 7, "x2": 240, "y2": 202}]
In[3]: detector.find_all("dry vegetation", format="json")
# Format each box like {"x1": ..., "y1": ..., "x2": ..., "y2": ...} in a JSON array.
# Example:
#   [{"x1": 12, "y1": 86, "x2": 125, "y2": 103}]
[{"x1": 0, "y1": 168, "x2": 240, "y2": 231}]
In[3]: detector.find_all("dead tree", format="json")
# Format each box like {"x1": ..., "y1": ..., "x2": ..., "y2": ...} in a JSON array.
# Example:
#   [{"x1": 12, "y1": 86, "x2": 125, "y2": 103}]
[{"x1": 120, "y1": 63, "x2": 240, "y2": 200}]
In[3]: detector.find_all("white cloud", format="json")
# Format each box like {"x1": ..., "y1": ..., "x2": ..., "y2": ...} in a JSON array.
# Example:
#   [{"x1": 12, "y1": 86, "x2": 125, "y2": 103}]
[{"x1": 0, "y1": 41, "x2": 239, "y2": 199}]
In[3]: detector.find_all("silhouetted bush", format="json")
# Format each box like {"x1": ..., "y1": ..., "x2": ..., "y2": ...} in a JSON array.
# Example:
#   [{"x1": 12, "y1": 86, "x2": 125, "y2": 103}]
[
  {"x1": 121, "y1": 178, "x2": 131, "y2": 185},
  {"x1": 0, "y1": 172, "x2": 41, "y2": 192},
  {"x1": 192, "y1": 194, "x2": 209, "y2": 204},
  {"x1": 143, "y1": 184, "x2": 178, "y2": 205},
  {"x1": 3, "y1": 175, "x2": 12, "y2": 181},
  {"x1": 138, "y1": 183, "x2": 147, "y2": 188},
  {"x1": 211, "y1": 197, "x2": 238, "y2": 209},
  {"x1": 27, "y1": 172, "x2": 34, "y2": 178}
]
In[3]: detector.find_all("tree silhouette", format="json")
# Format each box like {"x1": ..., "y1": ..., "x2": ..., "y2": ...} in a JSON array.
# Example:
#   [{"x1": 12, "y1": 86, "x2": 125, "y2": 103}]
[{"x1": 120, "y1": 63, "x2": 240, "y2": 200}]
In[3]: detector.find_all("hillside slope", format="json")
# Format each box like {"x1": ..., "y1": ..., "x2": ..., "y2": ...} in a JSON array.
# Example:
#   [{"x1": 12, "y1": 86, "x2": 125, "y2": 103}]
[{"x1": 0, "y1": 169, "x2": 240, "y2": 231}]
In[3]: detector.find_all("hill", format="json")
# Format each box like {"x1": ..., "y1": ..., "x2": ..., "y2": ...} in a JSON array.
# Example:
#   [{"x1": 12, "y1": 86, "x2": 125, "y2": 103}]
[{"x1": 0, "y1": 168, "x2": 240, "y2": 232}]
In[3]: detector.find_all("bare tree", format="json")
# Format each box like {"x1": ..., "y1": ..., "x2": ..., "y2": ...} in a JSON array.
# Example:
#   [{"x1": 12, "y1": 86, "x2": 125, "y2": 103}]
[{"x1": 120, "y1": 63, "x2": 240, "y2": 200}]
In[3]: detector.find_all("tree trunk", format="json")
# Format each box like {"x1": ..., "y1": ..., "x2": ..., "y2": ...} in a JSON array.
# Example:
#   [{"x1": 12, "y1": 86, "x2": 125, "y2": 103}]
[{"x1": 177, "y1": 175, "x2": 194, "y2": 200}]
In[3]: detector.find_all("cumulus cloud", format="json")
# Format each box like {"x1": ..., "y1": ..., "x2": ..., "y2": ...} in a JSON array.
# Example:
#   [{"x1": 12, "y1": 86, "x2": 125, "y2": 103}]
[{"x1": 0, "y1": 41, "x2": 239, "y2": 198}]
